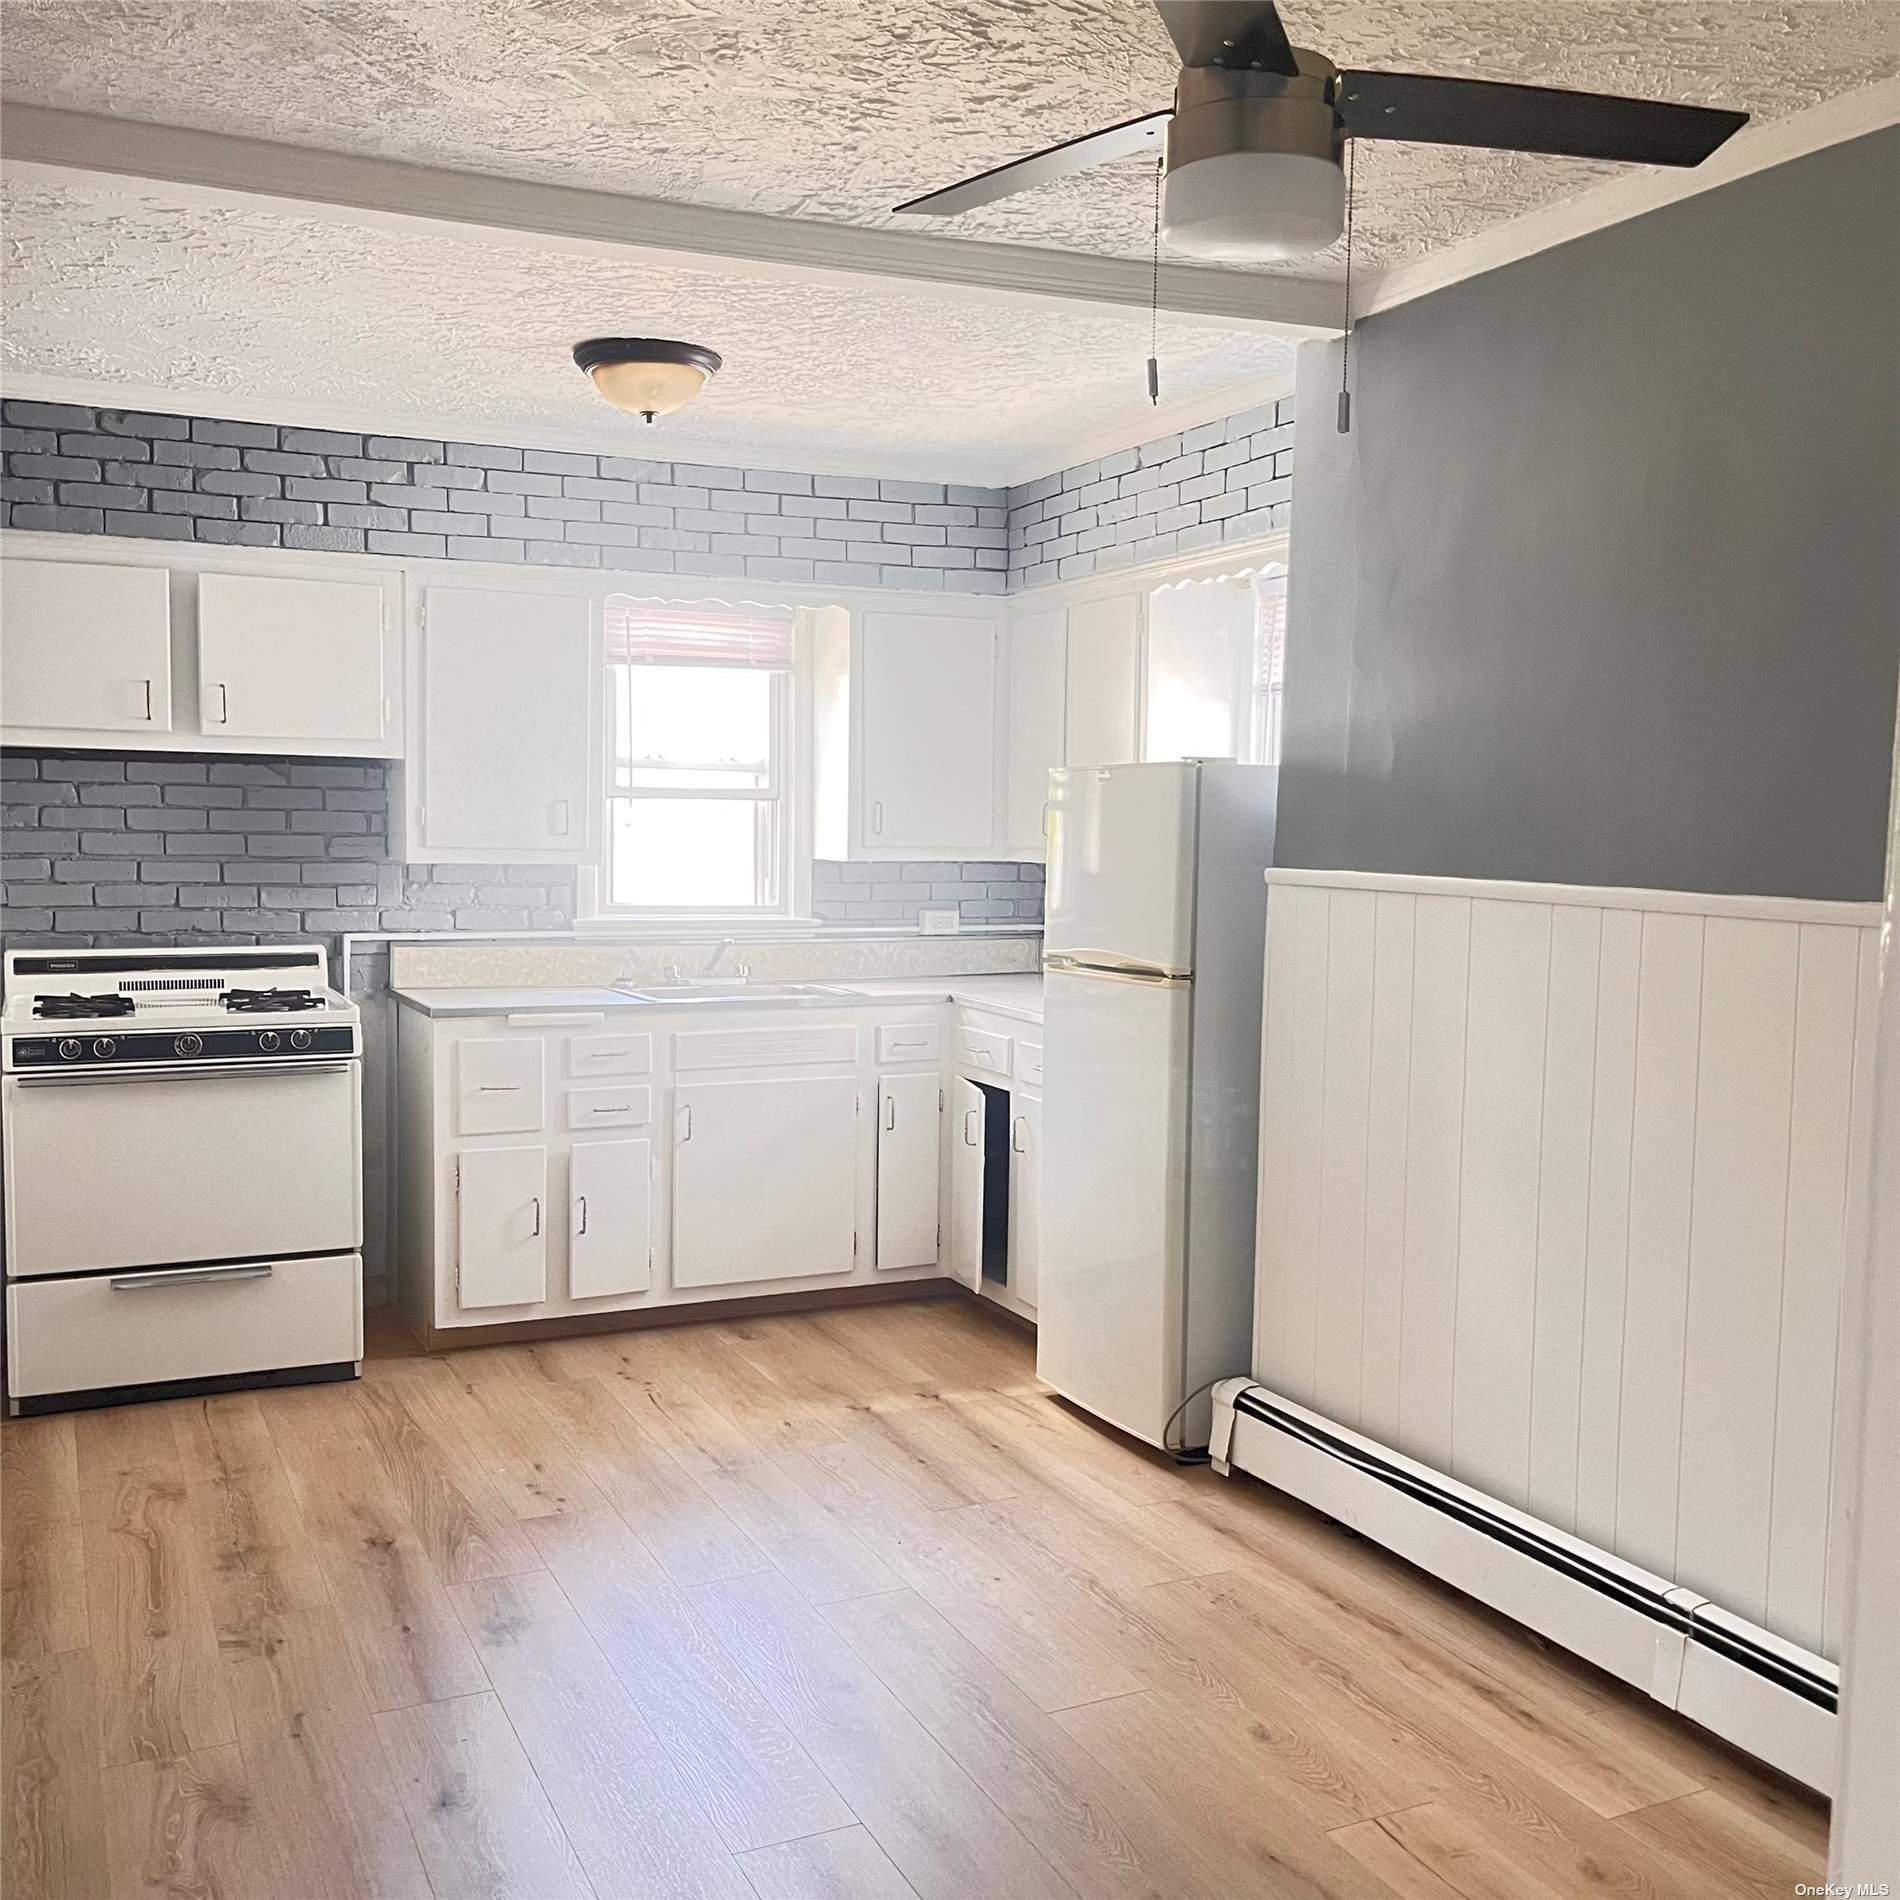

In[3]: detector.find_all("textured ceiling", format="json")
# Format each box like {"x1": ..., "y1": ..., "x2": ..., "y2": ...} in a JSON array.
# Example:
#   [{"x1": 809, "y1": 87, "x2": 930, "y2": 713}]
[
  {"x1": 0, "y1": 172, "x2": 1296, "y2": 481},
  {"x1": 1, "y1": 0, "x2": 1893, "y2": 278}
]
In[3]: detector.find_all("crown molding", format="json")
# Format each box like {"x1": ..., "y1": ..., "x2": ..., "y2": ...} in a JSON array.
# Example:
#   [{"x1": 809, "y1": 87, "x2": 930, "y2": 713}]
[
  {"x1": 0, "y1": 105, "x2": 1340, "y2": 338},
  {"x1": 1357, "y1": 78, "x2": 1900, "y2": 322}
]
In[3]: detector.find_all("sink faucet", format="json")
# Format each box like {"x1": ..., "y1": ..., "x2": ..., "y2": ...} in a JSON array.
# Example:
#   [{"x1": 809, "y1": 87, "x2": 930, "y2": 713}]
[
  {"x1": 703, "y1": 939, "x2": 750, "y2": 980},
  {"x1": 662, "y1": 960, "x2": 685, "y2": 985}
]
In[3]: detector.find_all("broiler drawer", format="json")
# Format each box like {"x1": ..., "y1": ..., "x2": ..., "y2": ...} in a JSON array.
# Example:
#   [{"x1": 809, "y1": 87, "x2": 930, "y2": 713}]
[{"x1": 6, "y1": 1253, "x2": 363, "y2": 1400}]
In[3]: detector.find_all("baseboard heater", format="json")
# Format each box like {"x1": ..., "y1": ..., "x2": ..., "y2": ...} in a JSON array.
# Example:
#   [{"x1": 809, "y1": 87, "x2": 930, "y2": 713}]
[{"x1": 1210, "y1": 1378, "x2": 1838, "y2": 1793}]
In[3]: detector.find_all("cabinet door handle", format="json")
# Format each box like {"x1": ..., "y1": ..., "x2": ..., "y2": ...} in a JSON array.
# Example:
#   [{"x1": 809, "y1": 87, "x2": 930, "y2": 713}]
[
  {"x1": 963, "y1": 1108, "x2": 979, "y2": 1146},
  {"x1": 677, "y1": 1103, "x2": 693, "y2": 1143},
  {"x1": 141, "y1": 678, "x2": 154, "y2": 722},
  {"x1": 211, "y1": 681, "x2": 229, "y2": 725},
  {"x1": 550, "y1": 798, "x2": 571, "y2": 836},
  {"x1": 1012, "y1": 1115, "x2": 1028, "y2": 1153},
  {"x1": 530, "y1": 1195, "x2": 542, "y2": 1237},
  {"x1": 576, "y1": 1194, "x2": 589, "y2": 1236},
  {"x1": 884, "y1": 1095, "x2": 896, "y2": 1131},
  {"x1": 872, "y1": 799, "x2": 884, "y2": 836}
]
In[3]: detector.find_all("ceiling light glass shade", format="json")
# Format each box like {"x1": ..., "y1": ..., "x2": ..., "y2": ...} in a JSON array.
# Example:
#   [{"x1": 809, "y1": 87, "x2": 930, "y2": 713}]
[
  {"x1": 1161, "y1": 149, "x2": 1345, "y2": 261},
  {"x1": 573, "y1": 338, "x2": 722, "y2": 420}
]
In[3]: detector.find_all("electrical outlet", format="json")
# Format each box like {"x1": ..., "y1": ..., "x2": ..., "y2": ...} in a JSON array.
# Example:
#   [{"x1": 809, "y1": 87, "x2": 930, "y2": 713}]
[{"x1": 918, "y1": 907, "x2": 960, "y2": 936}]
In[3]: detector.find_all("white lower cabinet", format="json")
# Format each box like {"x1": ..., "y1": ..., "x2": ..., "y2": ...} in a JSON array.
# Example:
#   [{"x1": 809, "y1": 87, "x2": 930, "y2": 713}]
[
  {"x1": 569, "y1": 1137, "x2": 653, "y2": 1300},
  {"x1": 672, "y1": 1075, "x2": 859, "y2": 1288},
  {"x1": 949, "y1": 1077, "x2": 988, "y2": 1290},
  {"x1": 1009, "y1": 1094, "x2": 1043, "y2": 1312},
  {"x1": 456, "y1": 1144, "x2": 549, "y2": 1309},
  {"x1": 876, "y1": 1072, "x2": 941, "y2": 1270}
]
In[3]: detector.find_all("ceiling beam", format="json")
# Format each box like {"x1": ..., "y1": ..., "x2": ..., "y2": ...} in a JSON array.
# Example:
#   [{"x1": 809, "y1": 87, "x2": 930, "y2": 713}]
[{"x1": 0, "y1": 105, "x2": 1341, "y2": 338}]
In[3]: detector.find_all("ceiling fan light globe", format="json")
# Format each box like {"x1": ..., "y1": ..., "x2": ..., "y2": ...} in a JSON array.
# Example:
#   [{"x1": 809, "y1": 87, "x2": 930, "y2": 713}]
[{"x1": 1161, "y1": 148, "x2": 1344, "y2": 260}]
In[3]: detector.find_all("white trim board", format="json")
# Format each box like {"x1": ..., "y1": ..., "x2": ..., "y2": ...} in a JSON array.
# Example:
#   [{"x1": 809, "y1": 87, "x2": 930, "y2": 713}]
[
  {"x1": 1266, "y1": 867, "x2": 1882, "y2": 929},
  {"x1": 0, "y1": 110, "x2": 1338, "y2": 337}
]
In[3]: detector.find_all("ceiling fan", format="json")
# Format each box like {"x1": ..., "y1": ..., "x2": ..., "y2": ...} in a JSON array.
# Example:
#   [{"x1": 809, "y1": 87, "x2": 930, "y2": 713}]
[{"x1": 892, "y1": 0, "x2": 1749, "y2": 261}]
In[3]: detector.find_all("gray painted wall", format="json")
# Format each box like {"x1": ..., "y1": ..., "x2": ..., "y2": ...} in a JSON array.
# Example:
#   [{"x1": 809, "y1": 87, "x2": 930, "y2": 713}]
[{"x1": 1279, "y1": 127, "x2": 1900, "y2": 901}]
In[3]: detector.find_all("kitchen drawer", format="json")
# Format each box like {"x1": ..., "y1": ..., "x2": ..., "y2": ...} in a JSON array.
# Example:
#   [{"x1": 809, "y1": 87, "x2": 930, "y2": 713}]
[
  {"x1": 6, "y1": 1253, "x2": 362, "y2": 1400},
  {"x1": 565, "y1": 1084, "x2": 653, "y2": 1131},
  {"x1": 957, "y1": 1023, "x2": 1012, "y2": 1079},
  {"x1": 673, "y1": 1024, "x2": 858, "y2": 1071},
  {"x1": 565, "y1": 1032, "x2": 652, "y2": 1079},
  {"x1": 455, "y1": 1036, "x2": 545, "y2": 1135},
  {"x1": 876, "y1": 1022, "x2": 942, "y2": 1065},
  {"x1": 1016, "y1": 1040, "x2": 1044, "y2": 1089}
]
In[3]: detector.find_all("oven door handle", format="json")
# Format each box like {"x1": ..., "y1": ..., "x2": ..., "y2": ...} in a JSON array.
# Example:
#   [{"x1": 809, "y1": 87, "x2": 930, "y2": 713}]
[
  {"x1": 11, "y1": 1060, "x2": 357, "y2": 1087},
  {"x1": 110, "y1": 1263, "x2": 275, "y2": 1291}
]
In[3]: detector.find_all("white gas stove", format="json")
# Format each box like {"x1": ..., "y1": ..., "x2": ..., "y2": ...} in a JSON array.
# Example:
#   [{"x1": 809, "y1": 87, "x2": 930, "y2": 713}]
[{"x1": 1, "y1": 944, "x2": 364, "y2": 1414}]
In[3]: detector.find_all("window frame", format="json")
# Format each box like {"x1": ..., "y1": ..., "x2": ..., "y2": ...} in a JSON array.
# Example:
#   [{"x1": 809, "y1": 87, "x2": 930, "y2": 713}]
[{"x1": 577, "y1": 603, "x2": 817, "y2": 932}]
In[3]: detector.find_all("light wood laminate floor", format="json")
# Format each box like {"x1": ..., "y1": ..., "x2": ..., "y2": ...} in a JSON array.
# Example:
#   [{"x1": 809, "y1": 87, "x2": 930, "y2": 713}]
[{"x1": 3, "y1": 1295, "x2": 1827, "y2": 1899}]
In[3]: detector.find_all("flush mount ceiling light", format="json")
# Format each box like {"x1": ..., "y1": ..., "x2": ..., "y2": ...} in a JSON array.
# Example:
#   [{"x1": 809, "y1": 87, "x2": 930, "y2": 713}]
[{"x1": 573, "y1": 336, "x2": 722, "y2": 423}]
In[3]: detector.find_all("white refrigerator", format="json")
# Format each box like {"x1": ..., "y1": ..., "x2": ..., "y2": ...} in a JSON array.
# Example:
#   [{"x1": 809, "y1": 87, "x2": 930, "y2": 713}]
[{"x1": 1038, "y1": 760, "x2": 1277, "y2": 1453}]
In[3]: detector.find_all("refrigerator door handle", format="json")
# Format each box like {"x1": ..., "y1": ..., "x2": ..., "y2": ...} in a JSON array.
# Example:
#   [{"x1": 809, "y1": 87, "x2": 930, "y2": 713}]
[{"x1": 1044, "y1": 953, "x2": 1191, "y2": 988}]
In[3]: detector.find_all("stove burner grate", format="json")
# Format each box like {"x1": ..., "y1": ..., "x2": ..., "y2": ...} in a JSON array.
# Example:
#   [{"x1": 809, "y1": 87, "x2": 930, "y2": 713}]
[
  {"x1": 221, "y1": 988, "x2": 323, "y2": 1014},
  {"x1": 33, "y1": 993, "x2": 135, "y2": 1020}
]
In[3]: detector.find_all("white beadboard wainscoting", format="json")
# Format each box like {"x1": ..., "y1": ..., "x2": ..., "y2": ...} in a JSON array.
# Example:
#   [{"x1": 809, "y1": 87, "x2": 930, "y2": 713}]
[{"x1": 1254, "y1": 869, "x2": 1882, "y2": 1657}]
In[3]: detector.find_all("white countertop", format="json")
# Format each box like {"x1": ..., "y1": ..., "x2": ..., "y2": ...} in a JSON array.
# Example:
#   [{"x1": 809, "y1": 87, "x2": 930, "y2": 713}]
[{"x1": 392, "y1": 974, "x2": 1043, "y2": 1025}]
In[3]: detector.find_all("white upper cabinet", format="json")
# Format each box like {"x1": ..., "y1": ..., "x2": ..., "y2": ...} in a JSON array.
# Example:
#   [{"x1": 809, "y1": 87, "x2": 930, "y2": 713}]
[
  {"x1": 1004, "y1": 605, "x2": 1067, "y2": 856},
  {"x1": 1064, "y1": 590, "x2": 1143, "y2": 768},
  {"x1": 855, "y1": 609, "x2": 998, "y2": 855},
  {"x1": 197, "y1": 571, "x2": 388, "y2": 745},
  {"x1": 0, "y1": 558, "x2": 172, "y2": 732},
  {"x1": 409, "y1": 583, "x2": 593, "y2": 863}
]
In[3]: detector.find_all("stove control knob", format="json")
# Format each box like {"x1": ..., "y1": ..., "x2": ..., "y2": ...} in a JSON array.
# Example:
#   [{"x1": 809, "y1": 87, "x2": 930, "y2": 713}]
[
  {"x1": 174, "y1": 1033, "x2": 204, "y2": 1058},
  {"x1": 289, "y1": 1028, "x2": 314, "y2": 1051},
  {"x1": 257, "y1": 1030, "x2": 282, "y2": 1053},
  {"x1": 92, "y1": 1037, "x2": 117, "y2": 1059},
  {"x1": 56, "y1": 1037, "x2": 83, "y2": 1061}
]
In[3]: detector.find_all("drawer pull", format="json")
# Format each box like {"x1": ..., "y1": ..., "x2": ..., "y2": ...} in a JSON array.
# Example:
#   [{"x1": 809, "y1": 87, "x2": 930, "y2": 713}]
[
  {"x1": 888, "y1": 1039, "x2": 927, "y2": 1052},
  {"x1": 478, "y1": 1084, "x2": 521, "y2": 1092},
  {"x1": 592, "y1": 1104, "x2": 631, "y2": 1115},
  {"x1": 110, "y1": 1263, "x2": 273, "y2": 1291}
]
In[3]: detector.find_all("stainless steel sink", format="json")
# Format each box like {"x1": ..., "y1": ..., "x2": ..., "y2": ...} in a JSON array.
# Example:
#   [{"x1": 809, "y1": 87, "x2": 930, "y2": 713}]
[{"x1": 614, "y1": 981, "x2": 861, "y2": 1005}]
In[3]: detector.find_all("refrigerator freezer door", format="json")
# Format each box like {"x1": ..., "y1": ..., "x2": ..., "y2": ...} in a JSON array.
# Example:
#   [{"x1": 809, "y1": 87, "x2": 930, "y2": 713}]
[
  {"x1": 1043, "y1": 764, "x2": 1197, "y2": 976},
  {"x1": 1036, "y1": 966, "x2": 1191, "y2": 1448}
]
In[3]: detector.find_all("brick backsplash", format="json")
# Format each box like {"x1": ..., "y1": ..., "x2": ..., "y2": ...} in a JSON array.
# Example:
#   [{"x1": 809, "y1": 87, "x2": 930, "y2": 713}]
[
  {"x1": 1005, "y1": 394, "x2": 1294, "y2": 590},
  {"x1": 812, "y1": 859, "x2": 1043, "y2": 927},
  {"x1": 0, "y1": 751, "x2": 576, "y2": 953},
  {"x1": 0, "y1": 401, "x2": 1010, "y2": 595},
  {"x1": 0, "y1": 753, "x2": 1039, "y2": 949}
]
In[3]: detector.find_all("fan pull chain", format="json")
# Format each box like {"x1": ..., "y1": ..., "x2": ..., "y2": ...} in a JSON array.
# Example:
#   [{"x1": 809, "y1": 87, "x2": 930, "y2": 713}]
[
  {"x1": 1147, "y1": 157, "x2": 1163, "y2": 405},
  {"x1": 1337, "y1": 138, "x2": 1356, "y2": 433}
]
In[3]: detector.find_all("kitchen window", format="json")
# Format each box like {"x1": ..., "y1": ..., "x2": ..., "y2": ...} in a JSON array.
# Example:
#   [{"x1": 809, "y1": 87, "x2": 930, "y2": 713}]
[
  {"x1": 1252, "y1": 567, "x2": 1288, "y2": 769},
  {"x1": 591, "y1": 598, "x2": 806, "y2": 921}
]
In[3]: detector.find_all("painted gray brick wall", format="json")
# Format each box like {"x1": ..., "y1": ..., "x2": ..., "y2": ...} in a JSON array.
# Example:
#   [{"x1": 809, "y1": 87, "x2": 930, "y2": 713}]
[
  {"x1": 1, "y1": 401, "x2": 1010, "y2": 595},
  {"x1": 1006, "y1": 394, "x2": 1294, "y2": 591},
  {"x1": 0, "y1": 757, "x2": 1039, "y2": 949},
  {"x1": 0, "y1": 752, "x2": 576, "y2": 958},
  {"x1": 812, "y1": 859, "x2": 1043, "y2": 926}
]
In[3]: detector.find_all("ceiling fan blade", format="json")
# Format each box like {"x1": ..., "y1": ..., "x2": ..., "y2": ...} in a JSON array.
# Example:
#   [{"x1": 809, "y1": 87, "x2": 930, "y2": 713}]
[
  {"x1": 892, "y1": 110, "x2": 1172, "y2": 216},
  {"x1": 1155, "y1": 1, "x2": 1300, "y2": 76},
  {"x1": 1336, "y1": 70, "x2": 1748, "y2": 166}
]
